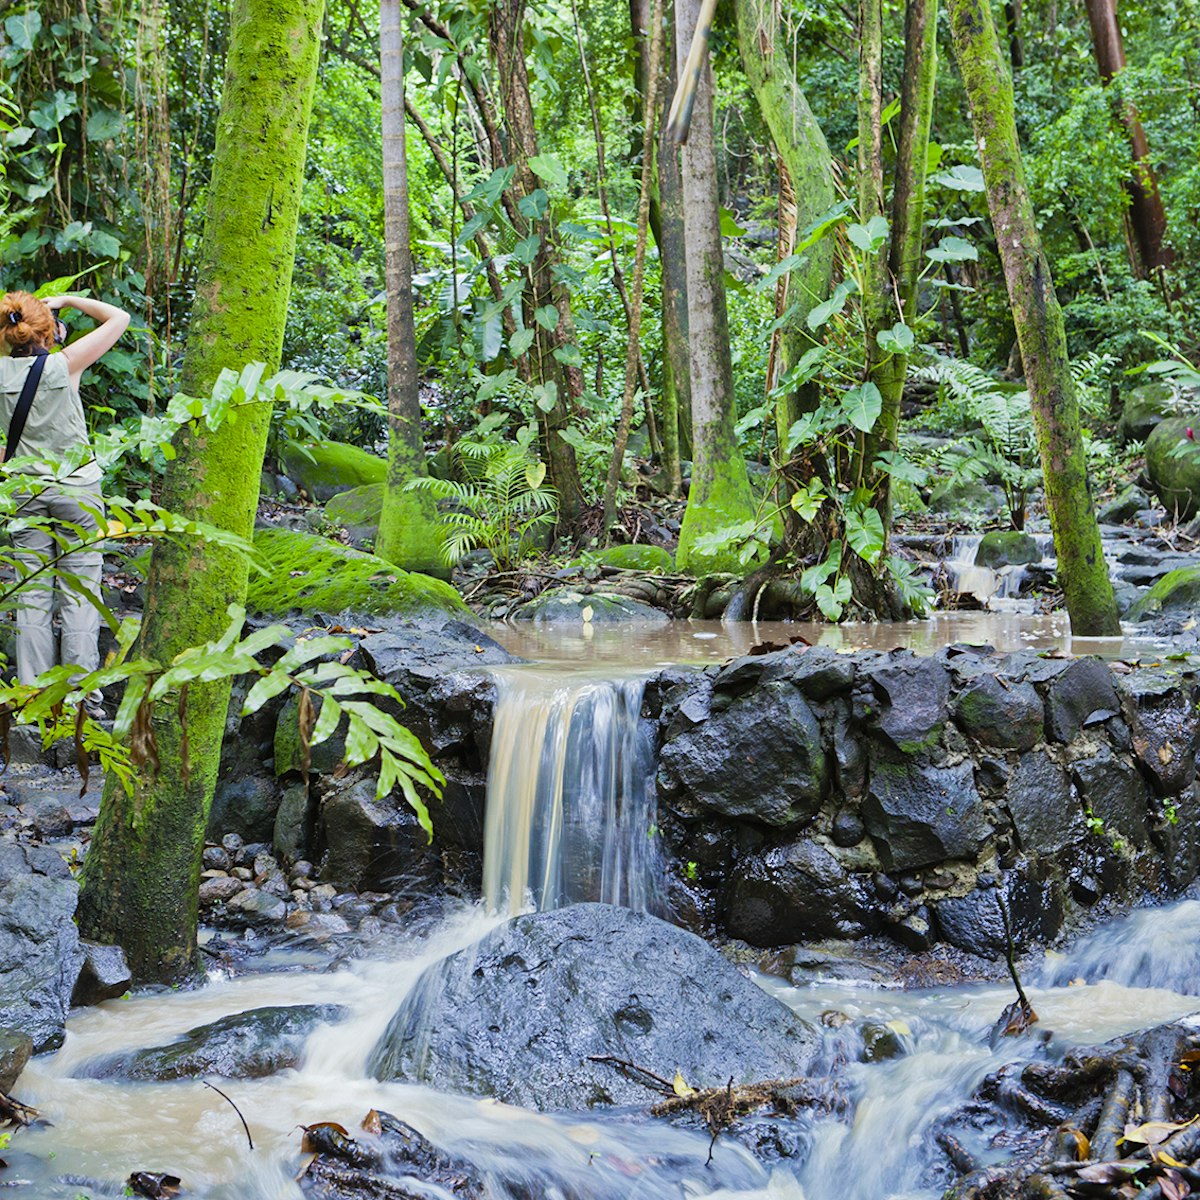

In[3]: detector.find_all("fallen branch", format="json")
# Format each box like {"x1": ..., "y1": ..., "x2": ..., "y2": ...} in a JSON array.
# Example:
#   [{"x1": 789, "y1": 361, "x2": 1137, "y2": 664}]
[{"x1": 203, "y1": 1080, "x2": 254, "y2": 1151}]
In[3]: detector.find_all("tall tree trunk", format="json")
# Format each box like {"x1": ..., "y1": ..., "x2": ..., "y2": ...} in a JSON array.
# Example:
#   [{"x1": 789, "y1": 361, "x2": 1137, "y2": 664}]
[
  {"x1": 1005, "y1": 0, "x2": 1024, "y2": 69},
  {"x1": 634, "y1": 0, "x2": 688, "y2": 492},
  {"x1": 866, "y1": 0, "x2": 938, "y2": 534},
  {"x1": 1083, "y1": 0, "x2": 1172, "y2": 275},
  {"x1": 78, "y1": 0, "x2": 326, "y2": 982},
  {"x1": 375, "y1": 0, "x2": 446, "y2": 576},
  {"x1": 732, "y1": 0, "x2": 836, "y2": 451},
  {"x1": 672, "y1": 0, "x2": 758, "y2": 574},
  {"x1": 947, "y1": 0, "x2": 1120, "y2": 637},
  {"x1": 489, "y1": 0, "x2": 585, "y2": 528}
]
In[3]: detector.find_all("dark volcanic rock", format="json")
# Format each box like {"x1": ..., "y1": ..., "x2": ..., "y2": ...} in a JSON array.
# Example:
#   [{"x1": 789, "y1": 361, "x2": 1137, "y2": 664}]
[
  {"x1": 1006, "y1": 750, "x2": 1086, "y2": 854},
  {"x1": 369, "y1": 903, "x2": 819, "y2": 1110},
  {"x1": 1044, "y1": 658, "x2": 1120, "y2": 743},
  {"x1": 863, "y1": 656, "x2": 951, "y2": 752},
  {"x1": 71, "y1": 941, "x2": 132, "y2": 1006},
  {"x1": 1073, "y1": 748, "x2": 1150, "y2": 847},
  {"x1": 862, "y1": 758, "x2": 988, "y2": 871},
  {"x1": 659, "y1": 681, "x2": 827, "y2": 827},
  {"x1": 725, "y1": 840, "x2": 876, "y2": 944},
  {"x1": 1118, "y1": 669, "x2": 1199, "y2": 796},
  {"x1": 83, "y1": 1004, "x2": 347, "y2": 1081},
  {"x1": 955, "y1": 674, "x2": 1043, "y2": 751},
  {"x1": 935, "y1": 860, "x2": 1066, "y2": 957},
  {"x1": 0, "y1": 871, "x2": 83, "y2": 1052}
]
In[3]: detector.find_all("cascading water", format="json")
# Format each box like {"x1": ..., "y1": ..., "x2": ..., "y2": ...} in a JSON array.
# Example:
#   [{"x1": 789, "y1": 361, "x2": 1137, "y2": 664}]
[
  {"x1": 481, "y1": 665, "x2": 666, "y2": 916},
  {"x1": 944, "y1": 532, "x2": 1055, "y2": 610}
]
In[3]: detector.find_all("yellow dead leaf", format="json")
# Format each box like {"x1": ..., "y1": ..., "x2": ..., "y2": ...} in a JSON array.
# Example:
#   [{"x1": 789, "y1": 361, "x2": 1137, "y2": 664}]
[
  {"x1": 106, "y1": 518, "x2": 126, "y2": 536},
  {"x1": 1159, "y1": 742, "x2": 1174, "y2": 765},
  {"x1": 672, "y1": 1070, "x2": 697, "y2": 1097},
  {"x1": 885, "y1": 1019, "x2": 912, "y2": 1037},
  {"x1": 581, "y1": 605, "x2": 594, "y2": 623},
  {"x1": 1154, "y1": 1151, "x2": 1187, "y2": 1168},
  {"x1": 1068, "y1": 1128, "x2": 1090, "y2": 1161},
  {"x1": 361, "y1": 1109, "x2": 382, "y2": 1135},
  {"x1": 1121, "y1": 1118, "x2": 1194, "y2": 1146}
]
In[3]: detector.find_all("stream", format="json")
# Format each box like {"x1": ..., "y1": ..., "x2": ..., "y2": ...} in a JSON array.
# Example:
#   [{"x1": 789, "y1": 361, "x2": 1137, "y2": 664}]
[{"x1": 6, "y1": 615, "x2": 1196, "y2": 1199}]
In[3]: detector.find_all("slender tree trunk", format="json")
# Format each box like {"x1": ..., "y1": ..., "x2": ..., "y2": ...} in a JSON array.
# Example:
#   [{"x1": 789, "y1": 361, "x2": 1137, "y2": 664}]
[
  {"x1": 866, "y1": 0, "x2": 938, "y2": 533},
  {"x1": 1082, "y1": 0, "x2": 1172, "y2": 275},
  {"x1": 78, "y1": 0, "x2": 326, "y2": 982},
  {"x1": 636, "y1": 0, "x2": 689, "y2": 489},
  {"x1": 672, "y1": 0, "x2": 758, "y2": 574},
  {"x1": 376, "y1": 0, "x2": 446, "y2": 575},
  {"x1": 1005, "y1": 0, "x2": 1024, "y2": 69},
  {"x1": 947, "y1": 0, "x2": 1120, "y2": 636},
  {"x1": 490, "y1": 0, "x2": 585, "y2": 527},
  {"x1": 732, "y1": 0, "x2": 836, "y2": 450}
]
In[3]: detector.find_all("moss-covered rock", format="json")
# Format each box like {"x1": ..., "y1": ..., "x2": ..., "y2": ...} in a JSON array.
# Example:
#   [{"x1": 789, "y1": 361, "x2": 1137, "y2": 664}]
[
  {"x1": 586, "y1": 544, "x2": 675, "y2": 573},
  {"x1": 324, "y1": 483, "x2": 384, "y2": 546},
  {"x1": 281, "y1": 440, "x2": 387, "y2": 502},
  {"x1": 512, "y1": 589, "x2": 670, "y2": 626},
  {"x1": 974, "y1": 530, "x2": 1040, "y2": 569},
  {"x1": 247, "y1": 528, "x2": 467, "y2": 618},
  {"x1": 1145, "y1": 418, "x2": 1200, "y2": 518},
  {"x1": 1119, "y1": 382, "x2": 1176, "y2": 444},
  {"x1": 1126, "y1": 564, "x2": 1200, "y2": 622}
]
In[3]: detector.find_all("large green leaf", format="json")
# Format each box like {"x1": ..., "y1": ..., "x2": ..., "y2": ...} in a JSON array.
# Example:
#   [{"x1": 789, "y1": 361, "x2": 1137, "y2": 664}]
[
  {"x1": 527, "y1": 153, "x2": 567, "y2": 189},
  {"x1": 841, "y1": 381, "x2": 883, "y2": 432}
]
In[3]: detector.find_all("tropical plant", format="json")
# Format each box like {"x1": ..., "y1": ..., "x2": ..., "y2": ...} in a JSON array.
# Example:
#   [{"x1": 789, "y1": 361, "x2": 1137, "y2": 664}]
[{"x1": 408, "y1": 436, "x2": 557, "y2": 570}]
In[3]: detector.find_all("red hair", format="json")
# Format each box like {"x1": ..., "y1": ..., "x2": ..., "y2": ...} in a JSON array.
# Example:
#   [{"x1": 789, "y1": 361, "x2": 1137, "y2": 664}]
[{"x1": 0, "y1": 291, "x2": 54, "y2": 354}]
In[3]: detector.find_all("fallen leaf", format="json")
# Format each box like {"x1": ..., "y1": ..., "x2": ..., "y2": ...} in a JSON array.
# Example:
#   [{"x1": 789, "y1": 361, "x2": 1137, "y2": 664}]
[
  {"x1": 1159, "y1": 742, "x2": 1174, "y2": 765},
  {"x1": 1067, "y1": 1128, "x2": 1091, "y2": 1160},
  {"x1": 1076, "y1": 1160, "x2": 1142, "y2": 1184},
  {"x1": 672, "y1": 1070, "x2": 697, "y2": 1098},
  {"x1": 128, "y1": 1172, "x2": 182, "y2": 1199},
  {"x1": 1122, "y1": 1118, "x2": 1196, "y2": 1146},
  {"x1": 581, "y1": 605, "x2": 594, "y2": 623},
  {"x1": 361, "y1": 1109, "x2": 382, "y2": 1135}
]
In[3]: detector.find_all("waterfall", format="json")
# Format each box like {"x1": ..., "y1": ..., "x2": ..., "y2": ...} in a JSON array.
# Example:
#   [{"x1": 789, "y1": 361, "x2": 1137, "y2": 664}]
[
  {"x1": 944, "y1": 532, "x2": 1056, "y2": 609},
  {"x1": 481, "y1": 666, "x2": 666, "y2": 916}
]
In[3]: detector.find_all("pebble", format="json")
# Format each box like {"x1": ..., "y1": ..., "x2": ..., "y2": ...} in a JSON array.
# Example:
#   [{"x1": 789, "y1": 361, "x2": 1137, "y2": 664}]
[
  {"x1": 221, "y1": 833, "x2": 244, "y2": 856},
  {"x1": 199, "y1": 876, "x2": 243, "y2": 904},
  {"x1": 227, "y1": 888, "x2": 287, "y2": 923},
  {"x1": 203, "y1": 846, "x2": 232, "y2": 872},
  {"x1": 232, "y1": 867, "x2": 253, "y2": 882}
]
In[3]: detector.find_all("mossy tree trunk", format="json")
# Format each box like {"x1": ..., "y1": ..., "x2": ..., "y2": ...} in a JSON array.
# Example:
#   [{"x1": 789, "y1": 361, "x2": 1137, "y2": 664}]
[
  {"x1": 489, "y1": 0, "x2": 586, "y2": 527},
  {"x1": 732, "y1": 0, "x2": 836, "y2": 451},
  {"x1": 672, "y1": 0, "x2": 758, "y2": 574},
  {"x1": 375, "y1": 0, "x2": 446, "y2": 577},
  {"x1": 947, "y1": 0, "x2": 1120, "y2": 636},
  {"x1": 77, "y1": 0, "x2": 326, "y2": 983},
  {"x1": 863, "y1": 0, "x2": 938, "y2": 533}
]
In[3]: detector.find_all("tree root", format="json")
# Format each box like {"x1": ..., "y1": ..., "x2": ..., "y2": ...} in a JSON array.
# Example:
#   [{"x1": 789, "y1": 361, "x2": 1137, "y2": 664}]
[{"x1": 940, "y1": 1020, "x2": 1200, "y2": 1199}]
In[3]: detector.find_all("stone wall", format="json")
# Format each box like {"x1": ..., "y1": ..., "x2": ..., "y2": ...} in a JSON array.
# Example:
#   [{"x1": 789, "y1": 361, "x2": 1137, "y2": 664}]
[{"x1": 650, "y1": 644, "x2": 1200, "y2": 958}]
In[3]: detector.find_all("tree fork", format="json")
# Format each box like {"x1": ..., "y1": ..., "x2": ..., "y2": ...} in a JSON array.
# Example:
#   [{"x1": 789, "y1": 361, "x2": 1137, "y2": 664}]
[{"x1": 947, "y1": 0, "x2": 1120, "y2": 636}]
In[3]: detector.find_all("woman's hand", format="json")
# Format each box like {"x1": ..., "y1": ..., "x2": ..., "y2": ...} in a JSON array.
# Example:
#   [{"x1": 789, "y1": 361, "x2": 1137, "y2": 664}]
[{"x1": 57, "y1": 294, "x2": 131, "y2": 385}]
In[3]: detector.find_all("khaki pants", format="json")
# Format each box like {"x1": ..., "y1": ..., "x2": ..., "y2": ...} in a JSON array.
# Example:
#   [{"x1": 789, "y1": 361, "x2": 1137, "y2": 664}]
[{"x1": 11, "y1": 483, "x2": 105, "y2": 685}]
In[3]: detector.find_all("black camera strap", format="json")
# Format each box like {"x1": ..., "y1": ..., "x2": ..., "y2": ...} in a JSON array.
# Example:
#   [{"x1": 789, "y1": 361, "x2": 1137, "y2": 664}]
[{"x1": 3, "y1": 349, "x2": 48, "y2": 465}]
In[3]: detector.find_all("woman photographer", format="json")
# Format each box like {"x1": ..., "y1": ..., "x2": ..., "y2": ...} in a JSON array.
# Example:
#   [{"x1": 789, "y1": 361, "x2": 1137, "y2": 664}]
[{"x1": 0, "y1": 291, "x2": 130, "y2": 688}]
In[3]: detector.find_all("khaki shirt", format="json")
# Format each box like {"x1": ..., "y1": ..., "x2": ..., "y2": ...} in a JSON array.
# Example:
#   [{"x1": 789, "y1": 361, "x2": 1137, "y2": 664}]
[{"x1": 0, "y1": 352, "x2": 102, "y2": 486}]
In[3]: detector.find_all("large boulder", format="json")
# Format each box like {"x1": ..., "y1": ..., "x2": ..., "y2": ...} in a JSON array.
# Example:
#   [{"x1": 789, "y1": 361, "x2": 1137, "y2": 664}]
[
  {"x1": 81, "y1": 1004, "x2": 347, "y2": 1081},
  {"x1": 0, "y1": 867, "x2": 83, "y2": 1052},
  {"x1": 585, "y1": 544, "x2": 675, "y2": 573},
  {"x1": 368, "y1": 903, "x2": 819, "y2": 1110},
  {"x1": 246, "y1": 528, "x2": 467, "y2": 619},
  {"x1": 1145, "y1": 418, "x2": 1200, "y2": 518},
  {"x1": 1119, "y1": 381, "x2": 1177, "y2": 444},
  {"x1": 1127, "y1": 564, "x2": 1200, "y2": 622},
  {"x1": 512, "y1": 589, "x2": 670, "y2": 626},
  {"x1": 974, "y1": 531, "x2": 1041, "y2": 569},
  {"x1": 324, "y1": 482, "x2": 385, "y2": 546},
  {"x1": 281, "y1": 440, "x2": 387, "y2": 502},
  {"x1": 658, "y1": 680, "x2": 827, "y2": 827}
]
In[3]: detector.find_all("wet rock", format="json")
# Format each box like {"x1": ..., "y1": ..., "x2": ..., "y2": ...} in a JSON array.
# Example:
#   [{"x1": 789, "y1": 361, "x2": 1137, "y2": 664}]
[
  {"x1": 71, "y1": 941, "x2": 131, "y2": 1006},
  {"x1": 1127, "y1": 564, "x2": 1200, "y2": 622},
  {"x1": 658, "y1": 681, "x2": 827, "y2": 828},
  {"x1": 863, "y1": 656, "x2": 950, "y2": 753},
  {"x1": 317, "y1": 774, "x2": 438, "y2": 893},
  {"x1": 0, "y1": 1028, "x2": 32, "y2": 1092},
  {"x1": 285, "y1": 911, "x2": 352, "y2": 942},
  {"x1": 83, "y1": 1004, "x2": 348, "y2": 1081},
  {"x1": 1145, "y1": 417, "x2": 1200, "y2": 517},
  {"x1": 1119, "y1": 381, "x2": 1176, "y2": 443},
  {"x1": 512, "y1": 589, "x2": 671, "y2": 626},
  {"x1": 936, "y1": 859, "x2": 1065, "y2": 957},
  {"x1": 1119, "y1": 669, "x2": 1199, "y2": 796},
  {"x1": 0, "y1": 872, "x2": 83, "y2": 1052},
  {"x1": 1044, "y1": 657, "x2": 1121, "y2": 743},
  {"x1": 955, "y1": 674, "x2": 1043, "y2": 751},
  {"x1": 203, "y1": 845, "x2": 232, "y2": 872},
  {"x1": 863, "y1": 758, "x2": 988, "y2": 871},
  {"x1": 1073, "y1": 748, "x2": 1149, "y2": 847},
  {"x1": 369, "y1": 903, "x2": 819, "y2": 1110},
  {"x1": 274, "y1": 781, "x2": 315, "y2": 864},
  {"x1": 974, "y1": 531, "x2": 1040, "y2": 569},
  {"x1": 226, "y1": 887, "x2": 288, "y2": 924},
  {"x1": 725, "y1": 840, "x2": 876, "y2": 944},
  {"x1": 1098, "y1": 484, "x2": 1152, "y2": 524},
  {"x1": 1006, "y1": 750, "x2": 1086, "y2": 854},
  {"x1": 831, "y1": 809, "x2": 865, "y2": 848},
  {"x1": 199, "y1": 873, "x2": 243, "y2": 902},
  {"x1": 208, "y1": 772, "x2": 282, "y2": 844}
]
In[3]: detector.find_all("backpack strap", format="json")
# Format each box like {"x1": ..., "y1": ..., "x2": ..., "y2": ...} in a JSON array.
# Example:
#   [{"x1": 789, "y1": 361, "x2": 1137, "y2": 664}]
[{"x1": 3, "y1": 350, "x2": 47, "y2": 465}]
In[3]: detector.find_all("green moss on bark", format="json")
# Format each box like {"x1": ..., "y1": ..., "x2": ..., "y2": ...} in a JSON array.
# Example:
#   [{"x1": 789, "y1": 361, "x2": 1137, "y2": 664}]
[{"x1": 78, "y1": 0, "x2": 328, "y2": 984}]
